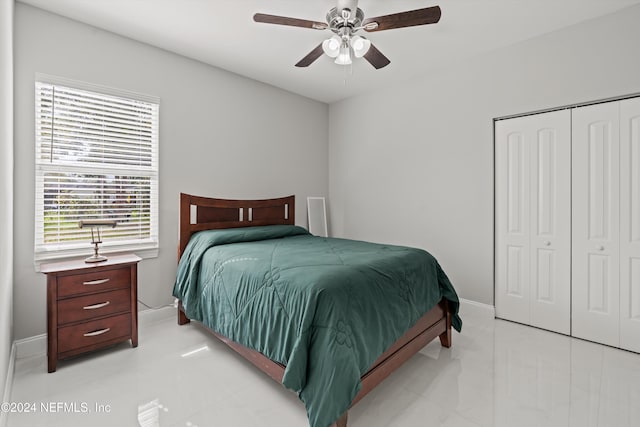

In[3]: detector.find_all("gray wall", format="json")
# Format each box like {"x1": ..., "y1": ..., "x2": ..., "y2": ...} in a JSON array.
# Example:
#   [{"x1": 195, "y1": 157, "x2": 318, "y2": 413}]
[
  {"x1": 0, "y1": 0, "x2": 14, "y2": 407},
  {"x1": 328, "y1": 5, "x2": 640, "y2": 305},
  {"x1": 13, "y1": 4, "x2": 329, "y2": 340}
]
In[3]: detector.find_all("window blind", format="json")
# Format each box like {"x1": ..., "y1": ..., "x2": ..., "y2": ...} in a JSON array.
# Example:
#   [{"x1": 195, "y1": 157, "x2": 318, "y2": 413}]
[{"x1": 34, "y1": 80, "x2": 159, "y2": 262}]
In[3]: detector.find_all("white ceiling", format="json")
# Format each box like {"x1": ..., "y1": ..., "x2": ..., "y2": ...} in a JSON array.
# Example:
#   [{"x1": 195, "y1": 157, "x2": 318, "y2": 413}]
[{"x1": 18, "y1": 0, "x2": 640, "y2": 103}]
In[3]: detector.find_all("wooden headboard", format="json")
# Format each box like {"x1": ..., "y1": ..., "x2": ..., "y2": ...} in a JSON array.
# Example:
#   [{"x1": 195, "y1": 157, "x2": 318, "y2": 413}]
[{"x1": 178, "y1": 193, "x2": 295, "y2": 260}]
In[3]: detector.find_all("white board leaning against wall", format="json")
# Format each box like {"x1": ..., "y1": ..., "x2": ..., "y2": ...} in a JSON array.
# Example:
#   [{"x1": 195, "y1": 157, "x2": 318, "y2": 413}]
[{"x1": 307, "y1": 197, "x2": 328, "y2": 237}]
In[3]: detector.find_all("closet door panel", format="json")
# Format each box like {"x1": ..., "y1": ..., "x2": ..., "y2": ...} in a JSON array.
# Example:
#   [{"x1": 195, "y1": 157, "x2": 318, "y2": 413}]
[
  {"x1": 620, "y1": 97, "x2": 640, "y2": 353},
  {"x1": 572, "y1": 103, "x2": 620, "y2": 347},
  {"x1": 496, "y1": 110, "x2": 570, "y2": 333},
  {"x1": 530, "y1": 111, "x2": 571, "y2": 334},
  {"x1": 496, "y1": 121, "x2": 531, "y2": 325}
]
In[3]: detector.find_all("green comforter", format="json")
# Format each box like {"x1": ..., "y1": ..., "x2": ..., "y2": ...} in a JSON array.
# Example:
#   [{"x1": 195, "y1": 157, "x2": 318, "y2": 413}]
[{"x1": 173, "y1": 225, "x2": 461, "y2": 427}]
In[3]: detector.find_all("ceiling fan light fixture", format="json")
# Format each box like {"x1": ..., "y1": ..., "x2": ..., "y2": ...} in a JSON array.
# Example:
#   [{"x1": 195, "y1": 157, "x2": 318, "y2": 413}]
[
  {"x1": 351, "y1": 35, "x2": 371, "y2": 58},
  {"x1": 322, "y1": 35, "x2": 341, "y2": 58},
  {"x1": 254, "y1": 3, "x2": 442, "y2": 70},
  {"x1": 334, "y1": 43, "x2": 352, "y2": 65}
]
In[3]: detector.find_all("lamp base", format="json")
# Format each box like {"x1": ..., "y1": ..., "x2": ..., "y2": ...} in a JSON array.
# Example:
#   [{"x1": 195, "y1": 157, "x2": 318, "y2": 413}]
[
  {"x1": 84, "y1": 254, "x2": 108, "y2": 263},
  {"x1": 85, "y1": 239, "x2": 108, "y2": 263}
]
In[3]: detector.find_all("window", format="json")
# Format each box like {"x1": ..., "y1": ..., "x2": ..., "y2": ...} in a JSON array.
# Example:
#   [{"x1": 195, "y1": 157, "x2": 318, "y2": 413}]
[{"x1": 34, "y1": 76, "x2": 159, "y2": 264}]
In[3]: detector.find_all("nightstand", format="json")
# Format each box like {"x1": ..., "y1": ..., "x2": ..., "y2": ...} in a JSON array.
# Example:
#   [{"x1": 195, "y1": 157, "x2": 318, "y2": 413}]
[{"x1": 41, "y1": 254, "x2": 141, "y2": 373}]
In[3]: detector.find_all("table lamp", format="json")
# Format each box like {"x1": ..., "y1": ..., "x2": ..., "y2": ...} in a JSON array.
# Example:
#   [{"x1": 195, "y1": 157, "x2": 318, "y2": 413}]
[{"x1": 78, "y1": 219, "x2": 117, "y2": 263}]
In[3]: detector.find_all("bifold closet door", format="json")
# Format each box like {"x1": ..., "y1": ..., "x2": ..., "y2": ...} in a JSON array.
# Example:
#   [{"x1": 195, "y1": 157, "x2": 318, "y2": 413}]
[
  {"x1": 495, "y1": 110, "x2": 571, "y2": 334},
  {"x1": 620, "y1": 97, "x2": 640, "y2": 353},
  {"x1": 571, "y1": 102, "x2": 620, "y2": 347}
]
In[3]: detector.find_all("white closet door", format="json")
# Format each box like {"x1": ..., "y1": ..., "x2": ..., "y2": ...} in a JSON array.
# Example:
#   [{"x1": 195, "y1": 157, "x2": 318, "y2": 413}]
[
  {"x1": 529, "y1": 111, "x2": 571, "y2": 334},
  {"x1": 620, "y1": 97, "x2": 640, "y2": 353},
  {"x1": 496, "y1": 110, "x2": 571, "y2": 333},
  {"x1": 572, "y1": 103, "x2": 621, "y2": 347},
  {"x1": 496, "y1": 118, "x2": 531, "y2": 325}
]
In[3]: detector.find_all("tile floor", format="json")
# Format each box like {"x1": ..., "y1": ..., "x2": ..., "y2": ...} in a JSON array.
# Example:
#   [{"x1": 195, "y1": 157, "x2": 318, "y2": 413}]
[{"x1": 7, "y1": 303, "x2": 640, "y2": 427}]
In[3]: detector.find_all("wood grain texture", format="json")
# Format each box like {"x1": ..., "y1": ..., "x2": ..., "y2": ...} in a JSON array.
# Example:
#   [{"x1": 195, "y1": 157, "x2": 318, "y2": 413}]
[
  {"x1": 178, "y1": 193, "x2": 295, "y2": 260},
  {"x1": 42, "y1": 256, "x2": 140, "y2": 372},
  {"x1": 47, "y1": 275, "x2": 58, "y2": 373},
  {"x1": 363, "y1": 43, "x2": 391, "y2": 69},
  {"x1": 57, "y1": 288, "x2": 131, "y2": 324},
  {"x1": 439, "y1": 300, "x2": 452, "y2": 348},
  {"x1": 363, "y1": 6, "x2": 441, "y2": 32},
  {"x1": 57, "y1": 267, "x2": 130, "y2": 298},
  {"x1": 254, "y1": 13, "x2": 328, "y2": 30},
  {"x1": 57, "y1": 313, "x2": 131, "y2": 354},
  {"x1": 130, "y1": 263, "x2": 138, "y2": 347}
]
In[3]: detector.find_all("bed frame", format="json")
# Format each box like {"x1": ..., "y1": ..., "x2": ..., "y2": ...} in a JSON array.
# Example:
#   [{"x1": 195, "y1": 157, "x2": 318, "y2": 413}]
[{"x1": 176, "y1": 193, "x2": 452, "y2": 427}]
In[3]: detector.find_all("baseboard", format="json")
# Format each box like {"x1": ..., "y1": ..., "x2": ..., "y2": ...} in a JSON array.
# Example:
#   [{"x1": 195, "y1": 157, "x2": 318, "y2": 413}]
[
  {"x1": 14, "y1": 334, "x2": 46, "y2": 360},
  {"x1": 459, "y1": 298, "x2": 495, "y2": 320},
  {"x1": 0, "y1": 342, "x2": 16, "y2": 427},
  {"x1": 139, "y1": 305, "x2": 174, "y2": 323}
]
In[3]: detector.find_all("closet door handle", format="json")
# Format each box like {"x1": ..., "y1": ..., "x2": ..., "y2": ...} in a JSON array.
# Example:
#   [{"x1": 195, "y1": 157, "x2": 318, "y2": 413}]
[
  {"x1": 543, "y1": 241, "x2": 551, "y2": 246},
  {"x1": 597, "y1": 245, "x2": 605, "y2": 251}
]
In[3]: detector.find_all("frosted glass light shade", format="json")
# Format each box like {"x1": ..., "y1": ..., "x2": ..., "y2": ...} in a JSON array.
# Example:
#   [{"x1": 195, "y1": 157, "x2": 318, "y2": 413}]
[
  {"x1": 322, "y1": 36, "x2": 341, "y2": 58},
  {"x1": 334, "y1": 44, "x2": 352, "y2": 65},
  {"x1": 351, "y1": 35, "x2": 371, "y2": 58}
]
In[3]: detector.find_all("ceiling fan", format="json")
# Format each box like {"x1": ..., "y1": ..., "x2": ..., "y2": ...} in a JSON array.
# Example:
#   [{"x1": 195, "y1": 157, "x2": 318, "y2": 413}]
[{"x1": 253, "y1": 0, "x2": 441, "y2": 69}]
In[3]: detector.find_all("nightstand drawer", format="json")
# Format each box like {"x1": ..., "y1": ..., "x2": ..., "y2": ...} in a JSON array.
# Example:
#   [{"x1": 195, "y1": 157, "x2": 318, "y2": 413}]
[
  {"x1": 58, "y1": 267, "x2": 130, "y2": 298},
  {"x1": 58, "y1": 313, "x2": 132, "y2": 354},
  {"x1": 57, "y1": 288, "x2": 131, "y2": 325}
]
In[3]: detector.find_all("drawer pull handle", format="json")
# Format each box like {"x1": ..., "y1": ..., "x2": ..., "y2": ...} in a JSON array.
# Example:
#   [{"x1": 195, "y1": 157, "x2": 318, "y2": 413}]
[
  {"x1": 83, "y1": 278, "x2": 110, "y2": 286},
  {"x1": 83, "y1": 328, "x2": 111, "y2": 337},
  {"x1": 83, "y1": 301, "x2": 110, "y2": 310}
]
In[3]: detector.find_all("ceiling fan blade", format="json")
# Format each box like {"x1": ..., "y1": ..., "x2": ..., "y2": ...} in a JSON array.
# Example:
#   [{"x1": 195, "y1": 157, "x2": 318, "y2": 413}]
[
  {"x1": 363, "y1": 44, "x2": 390, "y2": 69},
  {"x1": 253, "y1": 13, "x2": 328, "y2": 30},
  {"x1": 295, "y1": 44, "x2": 325, "y2": 67},
  {"x1": 363, "y1": 6, "x2": 441, "y2": 32}
]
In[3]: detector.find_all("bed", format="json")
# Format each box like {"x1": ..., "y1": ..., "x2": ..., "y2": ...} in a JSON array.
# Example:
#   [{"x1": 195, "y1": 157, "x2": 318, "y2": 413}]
[{"x1": 173, "y1": 193, "x2": 462, "y2": 427}]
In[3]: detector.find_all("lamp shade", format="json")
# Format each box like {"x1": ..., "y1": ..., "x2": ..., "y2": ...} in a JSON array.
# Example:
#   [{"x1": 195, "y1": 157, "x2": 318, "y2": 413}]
[
  {"x1": 351, "y1": 35, "x2": 371, "y2": 58},
  {"x1": 334, "y1": 43, "x2": 352, "y2": 65},
  {"x1": 322, "y1": 36, "x2": 341, "y2": 58}
]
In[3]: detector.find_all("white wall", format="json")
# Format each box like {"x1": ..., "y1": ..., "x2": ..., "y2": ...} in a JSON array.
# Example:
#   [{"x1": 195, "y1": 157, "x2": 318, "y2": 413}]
[
  {"x1": 0, "y1": 0, "x2": 14, "y2": 411},
  {"x1": 329, "y1": 5, "x2": 640, "y2": 305},
  {"x1": 13, "y1": 4, "x2": 328, "y2": 340}
]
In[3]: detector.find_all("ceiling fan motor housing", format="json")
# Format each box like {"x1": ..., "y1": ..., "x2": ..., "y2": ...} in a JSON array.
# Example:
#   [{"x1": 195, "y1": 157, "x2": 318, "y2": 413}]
[{"x1": 326, "y1": 7, "x2": 364, "y2": 35}]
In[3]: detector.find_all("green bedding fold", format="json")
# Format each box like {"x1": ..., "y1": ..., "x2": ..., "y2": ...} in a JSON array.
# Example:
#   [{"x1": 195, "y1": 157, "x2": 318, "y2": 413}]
[{"x1": 173, "y1": 225, "x2": 461, "y2": 427}]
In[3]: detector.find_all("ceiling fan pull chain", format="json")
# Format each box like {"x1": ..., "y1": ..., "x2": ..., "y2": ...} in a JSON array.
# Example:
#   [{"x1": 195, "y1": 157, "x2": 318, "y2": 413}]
[
  {"x1": 343, "y1": 62, "x2": 347, "y2": 86},
  {"x1": 343, "y1": 62, "x2": 353, "y2": 86}
]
